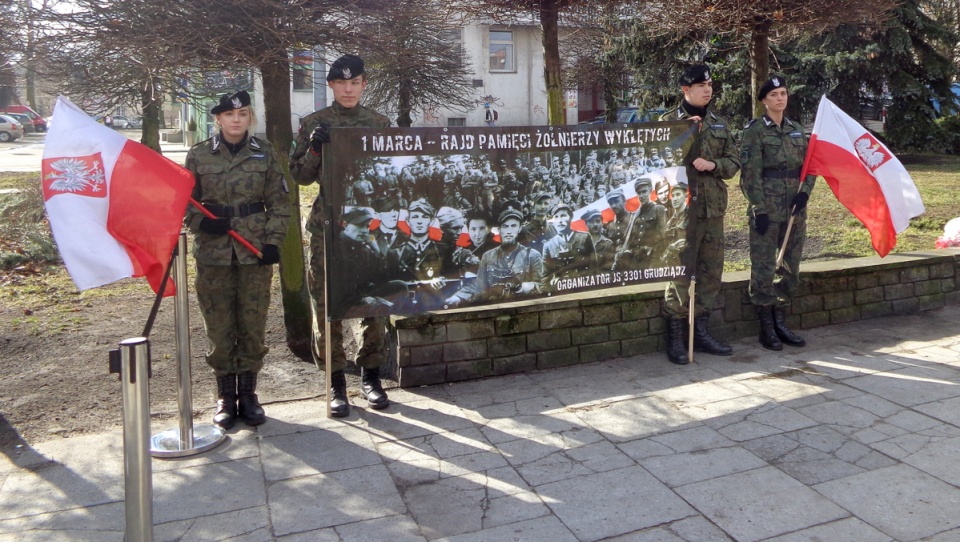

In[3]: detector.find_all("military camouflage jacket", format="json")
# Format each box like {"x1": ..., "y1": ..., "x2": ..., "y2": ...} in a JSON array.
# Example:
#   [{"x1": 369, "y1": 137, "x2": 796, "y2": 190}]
[
  {"x1": 185, "y1": 134, "x2": 291, "y2": 265},
  {"x1": 290, "y1": 102, "x2": 390, "y2": 234},
  {"x1": 739, "y1": 114, "x2": 817, "y2": 221},
  {"x1": 660, "y1": 105, "x2": 740, "y2": 219}
]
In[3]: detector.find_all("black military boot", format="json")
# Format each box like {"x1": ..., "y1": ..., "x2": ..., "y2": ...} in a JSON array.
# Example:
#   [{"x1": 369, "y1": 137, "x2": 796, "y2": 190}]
[
  {"x1": 666, "y1": 317, "x2": 689, "y2": 365},
  {"x1": 237, "y1": 371, "x2": 266, "y2": 426},
  {"x1": 330, "y1": 370, "x2": 350, "y2": 418},
  {"x1": 693, "y1": 314, "x2": 733, "y2": 356},
  {"x1": 213, "y1": 374, "x2": 238, "y2": 430},
  {"x1": 361, "y1": 367, "x2": 390, "y2": 410},
  {"x1": 756, "y1": 306, "x2": 783, "y2": 351},
  {"x1": 773, "y1": 307, "x2": 806, "y2": 347}
]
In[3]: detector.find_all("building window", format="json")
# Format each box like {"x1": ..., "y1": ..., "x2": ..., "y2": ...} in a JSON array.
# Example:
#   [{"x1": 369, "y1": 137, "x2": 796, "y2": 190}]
[
  {"x1": 440, "y1": 28, "x2": 465, "y2": 68},
  {"x1": 489, "y1": 30, "x2": 514, "y2": 73},
  {"x1": 448, "y1": 117, "x2": 466, "y2": 127},
  {"x1": 292, "y1": 50, "x2": 313, "y2": 91}
]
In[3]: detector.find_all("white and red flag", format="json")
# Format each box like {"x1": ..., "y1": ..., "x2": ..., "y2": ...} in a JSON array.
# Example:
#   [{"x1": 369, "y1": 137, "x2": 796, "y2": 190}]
[
  {"x1": 801, "y1": 96, "x2": 925, "y2": 257},
  {"x1": 41, "y1": 96, "x2": 193, "y2": 294}
]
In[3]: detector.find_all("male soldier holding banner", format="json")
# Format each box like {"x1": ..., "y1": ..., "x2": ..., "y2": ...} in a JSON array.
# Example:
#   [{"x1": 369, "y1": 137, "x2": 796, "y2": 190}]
[
  {"x1": 290, "y1": 54, "x2": 392, "y2": 417},
  {"x1": 660, "y1": 65, "x2": 741, "y2": 365}
]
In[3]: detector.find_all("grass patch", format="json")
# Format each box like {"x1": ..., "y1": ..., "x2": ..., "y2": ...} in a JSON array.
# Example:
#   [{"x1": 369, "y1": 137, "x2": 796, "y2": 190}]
[{"x1": 723, "y1": 154, "x2": 960, "y2": 271}]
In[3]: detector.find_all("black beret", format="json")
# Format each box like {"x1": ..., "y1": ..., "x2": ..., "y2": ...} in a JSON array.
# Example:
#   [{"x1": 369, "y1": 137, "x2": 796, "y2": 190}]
[
  {"x1": 678, "y1": 65, "x2": 711, "y2": 87},
  {"x1": 211, "y1": 90, "x2": 251, "y2": 115},
  {"x1": 758, "y1": 76, "x2": 787, "y2": 101},
  {"x1": 327, "y1": 54, "x2": 365, "y2": 81}
]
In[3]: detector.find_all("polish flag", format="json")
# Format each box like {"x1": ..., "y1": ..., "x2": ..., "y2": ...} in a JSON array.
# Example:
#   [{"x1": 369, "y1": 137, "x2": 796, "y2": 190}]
[
  {"x1": 801, "y1": 96, "x2": 925, "y2": 257},
  {"x1": 41, "y1": 96, "x2": 194, "y2": 293}
]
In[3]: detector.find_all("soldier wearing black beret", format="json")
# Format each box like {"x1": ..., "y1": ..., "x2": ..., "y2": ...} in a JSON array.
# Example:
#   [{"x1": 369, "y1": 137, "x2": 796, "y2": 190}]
[
  {"x1": 289, "y1": 54, "x2": 393, "y2": 417},
  {"x1": 739, "y1": 75, "x2": 816, "y2": 351},
  {"x1": 659, "y1": 64, "x2": 741, "y2": 365}
]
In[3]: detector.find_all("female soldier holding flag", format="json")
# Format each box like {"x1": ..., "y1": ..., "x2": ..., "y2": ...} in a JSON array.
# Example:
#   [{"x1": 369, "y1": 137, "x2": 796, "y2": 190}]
[
  {"x1": 739, "y1": 76, "x2": 815, "y2": 351},
  {"x1": 185, "y1": 90, "x2": 290, "y2": 429}
]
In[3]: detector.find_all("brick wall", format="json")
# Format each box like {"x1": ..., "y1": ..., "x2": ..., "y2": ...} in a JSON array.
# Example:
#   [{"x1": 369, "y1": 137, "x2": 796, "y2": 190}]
[{"x1": 391, "y1": 249, "x2": 960, "y2": 387}]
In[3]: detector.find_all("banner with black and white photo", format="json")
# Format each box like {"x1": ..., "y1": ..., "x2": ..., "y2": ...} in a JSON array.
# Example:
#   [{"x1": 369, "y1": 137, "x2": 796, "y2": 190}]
[{"x1": 321, "y1": 122, "x2": 697, "y2": 320}]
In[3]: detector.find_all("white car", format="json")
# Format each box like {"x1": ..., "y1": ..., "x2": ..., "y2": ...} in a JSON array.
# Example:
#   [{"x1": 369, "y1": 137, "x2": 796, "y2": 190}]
[
  {"x1": 0, "y1": 114, "x2": 24, "y2": 142},
  {"x1": 111, "y1": 115, "x2": 131, "y2": 129}
]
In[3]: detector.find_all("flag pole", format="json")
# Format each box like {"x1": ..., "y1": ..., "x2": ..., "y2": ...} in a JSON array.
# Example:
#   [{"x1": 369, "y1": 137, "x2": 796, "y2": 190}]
[{"x1": 189, "y1": 198, "x2": 263, "y2": 258}]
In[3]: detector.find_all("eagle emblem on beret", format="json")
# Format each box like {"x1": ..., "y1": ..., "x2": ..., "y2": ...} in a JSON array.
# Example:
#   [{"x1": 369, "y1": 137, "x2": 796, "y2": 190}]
[
  {"x1": 231, "y1": 97, "x2": 242, "y2": 109},
  {"x1": 772, "y1": 78, "x2": 781, "y2": 87},
  {"x1": 703, "y1": 70, "x2": 710, "y2": 79},
  {"x1": 342, "y1": 67, "x2": 352, "y2": 79}
]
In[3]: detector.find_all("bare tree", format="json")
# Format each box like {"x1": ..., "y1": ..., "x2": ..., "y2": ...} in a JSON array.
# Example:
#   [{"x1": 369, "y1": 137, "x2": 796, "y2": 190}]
[{"x1": 358, "y1": 0, "x2": 477, "y2": 127}]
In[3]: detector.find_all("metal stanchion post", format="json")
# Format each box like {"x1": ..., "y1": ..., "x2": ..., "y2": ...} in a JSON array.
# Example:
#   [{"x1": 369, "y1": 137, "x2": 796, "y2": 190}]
[
  {"x1": 151, "y1": 233, "x2": 226, "y2": 458},
  {"x1": 119, "y1": 337, "x2": 154, "y2": 542}
]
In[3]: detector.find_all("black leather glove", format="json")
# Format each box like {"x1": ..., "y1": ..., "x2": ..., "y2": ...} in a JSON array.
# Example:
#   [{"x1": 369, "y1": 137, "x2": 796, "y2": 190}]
[
  {"x1": 791, "y1": 192, "x2": 809, "y2": 215},
  {"x1": 259, "y1": 244, "x2": 280, "y2": 265},
  {"x1": 309, "y1": 123, "x2": 331, "y2": 154},
  {"x1": 754, "y1": 213, "x2": 770, "y2": 236},
  {"x1": 199, "y1": 217, "x2": 231, "y2": 235}
]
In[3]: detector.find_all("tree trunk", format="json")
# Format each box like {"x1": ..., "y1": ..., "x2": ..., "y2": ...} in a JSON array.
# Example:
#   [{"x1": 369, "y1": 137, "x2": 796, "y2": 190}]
[
  {"x1": 140, "y1": 77, "x2": 162, "y2": 153},
  {"x1": 397, "y1": 79, "x2": 413, "y2": 127},
  {"x1": 540, "y1": 0, "x2": 565, "y2": 125},
  {"x1": 749, "y1": 20, "x2": 772, "y2": 117},
  {"x1": 261, "y1": 57, "x2": 313, "y2": 359}
]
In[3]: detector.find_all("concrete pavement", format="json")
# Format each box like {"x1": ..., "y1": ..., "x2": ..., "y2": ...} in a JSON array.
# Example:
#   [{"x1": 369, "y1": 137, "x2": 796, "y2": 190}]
[{"x1": 2, "y1": 305, "x2": 960, "y2": 541}]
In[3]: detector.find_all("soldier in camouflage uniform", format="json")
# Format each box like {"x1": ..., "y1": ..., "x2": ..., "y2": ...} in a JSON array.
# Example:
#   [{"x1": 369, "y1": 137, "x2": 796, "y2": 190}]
[
  {"x1": 185, "y1": 90, "x2": 290, "y2": 429},
  {"x1": 289, "y1": 54, "x2": 392, "y2": 417},
  {"x1": 660, "y1": 65, "x2": 741, "y2": 365},
  {"x1": 739, "y1": 76, "x2": 815, "y2": 351}
]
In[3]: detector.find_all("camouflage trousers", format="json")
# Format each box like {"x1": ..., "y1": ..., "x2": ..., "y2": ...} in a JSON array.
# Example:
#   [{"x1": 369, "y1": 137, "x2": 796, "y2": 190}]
[
  {"x1": 308, "y1": 230, "x2": 387, "y2": 374},
  {"x1": 749, "y1": 212, "x2": 806, "y2": 307},
  {"x1": 195, "y1": 262, "x2": 273, "y2": 377},
  {"x1": 663, "y1": 215, "x2": 724, "y2": 317}
]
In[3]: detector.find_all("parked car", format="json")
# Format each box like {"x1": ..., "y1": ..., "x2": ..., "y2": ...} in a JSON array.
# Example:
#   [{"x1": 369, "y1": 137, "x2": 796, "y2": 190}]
[
  {"x1": 110, "y1": 115, "x2": 131, "y2": 129},
  {"x1": 2, "y1": 105, "x2": 47, "y2": 132},
  {"x1": 2, "y1": 112, "x2": 34, "y2": 133},
  {"x1": 0, "y1": 114, "x2": 24, "y2": 142},
  {"x1": 128, "y1": 116, "x2": 143, "y2": 129},
  {"x1": 579, "y1": 107, "x2": 667, "y2": 125}
]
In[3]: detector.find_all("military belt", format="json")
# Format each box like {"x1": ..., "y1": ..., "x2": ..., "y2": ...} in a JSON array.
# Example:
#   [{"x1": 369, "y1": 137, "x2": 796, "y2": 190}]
[
  {"x1": 202, "y1": 202, "x2": 266, "y2": 218},
  {"x1": 762, "y1": 168, "x2": 801, "y2": 180}
]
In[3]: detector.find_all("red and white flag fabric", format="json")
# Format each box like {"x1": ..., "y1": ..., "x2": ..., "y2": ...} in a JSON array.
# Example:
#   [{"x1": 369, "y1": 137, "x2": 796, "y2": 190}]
[
  {"x1": 41, "y1": 96, "x2": 194, "y2": 294},
  {"x1": 801, "y1": 95, "x2": 925, "y2": 257}
]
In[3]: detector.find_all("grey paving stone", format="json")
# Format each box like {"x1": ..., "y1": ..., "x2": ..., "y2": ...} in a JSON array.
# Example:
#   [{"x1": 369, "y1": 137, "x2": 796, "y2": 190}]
[
  {"x1": 152, "y1": 457, "x2": 266, "y2": 524},
  {"x1": 333, "y1": 514, "x2": 427, "y2": 542},
  {"x1": 361, "y1": 400, "x2": 476, "y2": 442},
  {"x1": 268, "y1": 464, "x2": 406, "y2": 536},
  {"x1": 763, "y1": 517, "x2": 893, "y2": 542},
  {"x1": 537, "y1": 465, "x2": 694, "y2": 540},
  {"x1": 434, "y1": 515, "x2": 578, "y2": 542},
  {"x1": 479, "y1": 410, "x2": 585, "y2": 446},
  {"x1": 0, "y1": 501, "x2": 123, "y2": 538},
  {"x1": 843, "y1": 367, "x2": 960, "y2": 407},
  {"x1": 666, "y1": 515, "x2": 735, "y2": 541},
  {"x1": 640, "y1": 446, "x2": 766, "y2": 487},
  {"x1": 572, "y1": 396, "x2": 698, "y2": 443},
  {"x1": 258, "y1": 424, "x2": 381, "y2": 482},
  {"x1": 676, "y1": 466, "x2": 848, "y2": 542},
  {"x1": 649, "y1": 426, "x2": 735, "y2": 453},
  {"x1": 153, "y1": 506, "x2": 272, "y2": 541},
  {"x1": 901, "y1": 436, "x2": 960, "y2": 486},
  {"x1": 511, "y1": 440, "x2": 634, "y2": 487},
  {"x1": 914, "y1": 396, "x2": 960, "y2": 427},
  {"x1": 0, "y1": 460, "x2": 122, "y2": 520},
  {"x1": 815, "y1": 464, "x2": 960, "y2": 541},
  {"x1": 151, "y1": 430, "x2": 260, "y2": 472}
]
